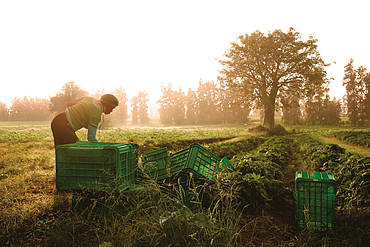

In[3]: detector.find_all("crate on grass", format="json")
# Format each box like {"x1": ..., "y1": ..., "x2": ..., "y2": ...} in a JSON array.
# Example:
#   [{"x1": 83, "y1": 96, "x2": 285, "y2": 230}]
[
  {"x1": 219, "y1": 157, "x2": 235, "y2": 170},
  {"x1": 141, "y1": 147, "x2": 170, "y2": 180},
  {"x1": 295, "y1": 171, "x2": 336, "y2": 231},
  {"x1": 56, "y1": 142, "x2": 138, "y2": 192},
  {"x1": 170, "y1": 144, "x2": 221, "y2": 182}
]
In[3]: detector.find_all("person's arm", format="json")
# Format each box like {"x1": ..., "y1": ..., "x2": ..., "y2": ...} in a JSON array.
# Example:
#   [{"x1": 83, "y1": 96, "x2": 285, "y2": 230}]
[
  {"x1": 87, "y1": 124, "x2": 98, "y2": 142},
  {"x1": 67, "y1": 97, "x2": 83, "y2": 107}
]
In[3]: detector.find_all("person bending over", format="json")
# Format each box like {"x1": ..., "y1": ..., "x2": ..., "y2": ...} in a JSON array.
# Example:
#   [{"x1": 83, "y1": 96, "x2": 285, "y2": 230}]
[{"x1": 51, "y1": 94, "x2": 119, "y2": 146}]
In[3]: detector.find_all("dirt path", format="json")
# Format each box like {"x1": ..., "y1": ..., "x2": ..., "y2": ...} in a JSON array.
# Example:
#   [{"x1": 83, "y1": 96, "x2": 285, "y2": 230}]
[{"x1": 315, "y1": 135, "x2": 370, "y2": 157}]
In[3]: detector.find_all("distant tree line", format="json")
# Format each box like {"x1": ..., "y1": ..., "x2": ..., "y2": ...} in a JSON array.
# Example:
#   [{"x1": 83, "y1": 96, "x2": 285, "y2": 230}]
[
  {"x1": 158, "y1": 80, "x2": 250, "y2": 125},
  {"x1": 0, "y1": 97, "x2": 51, "y2": 121},
  {"x1": 0, "y1": 81, "x2": 145, "y2": 126}
]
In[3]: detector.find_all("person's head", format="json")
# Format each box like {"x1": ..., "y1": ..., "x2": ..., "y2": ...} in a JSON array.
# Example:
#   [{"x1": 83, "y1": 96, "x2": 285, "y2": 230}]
[{"x1": 100, "y1": 94, "x2": 119, "y2": 114}]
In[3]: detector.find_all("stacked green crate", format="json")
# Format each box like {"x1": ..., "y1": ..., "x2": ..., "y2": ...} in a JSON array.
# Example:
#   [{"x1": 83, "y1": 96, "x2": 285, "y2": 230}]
[
  {"x1": 170, "y1": 144, "x2": 221, "y2": 182},
  {"x1": 141, "y1": 148, "x2": 170, "y2": 180},
  {"x1": 56, "y1": 142, "x2": 138, "y2": 192},
  {"x1": 295, "y1": 171, "x2": 336, "y2": 231},
  {"x1": 142, "y1": 144, "x2": 222, "y2": 182}
]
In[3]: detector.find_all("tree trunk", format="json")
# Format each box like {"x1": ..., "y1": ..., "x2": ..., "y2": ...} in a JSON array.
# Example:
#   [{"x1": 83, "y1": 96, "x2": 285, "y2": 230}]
[{"x1": 263, "y1": 101, "x2": 275, "y2": 129}]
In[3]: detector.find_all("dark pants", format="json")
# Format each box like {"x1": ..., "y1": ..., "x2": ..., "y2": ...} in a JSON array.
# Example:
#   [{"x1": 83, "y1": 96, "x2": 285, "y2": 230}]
[{"x1": 51, "y1": 112, "x2": 79, "y2": 146}]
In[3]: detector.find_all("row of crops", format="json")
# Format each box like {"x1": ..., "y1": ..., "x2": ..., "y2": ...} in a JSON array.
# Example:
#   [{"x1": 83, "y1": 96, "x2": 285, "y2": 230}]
[
  {"x1": 296, "y1": 133, "x2": 369, "y2": 212},
  {"x1": 204, "y1": 130, "x2": 369, "y2": 217},
  {"x1": 1, "y1": 125, "x2": 369, "y2": 246},
  {"x1": 0, "y1": 127, "x2": 244, "y2": 146},
  {"x1": 326, "y1": 130, "x2": 370, "y2": 147},
  {"x1": 212, "y1": 137, "x2": 294, "y2": 214}
]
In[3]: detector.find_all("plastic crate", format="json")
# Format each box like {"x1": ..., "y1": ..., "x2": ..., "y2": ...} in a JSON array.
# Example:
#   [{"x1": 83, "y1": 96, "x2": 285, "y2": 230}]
[
  {"x1": 219, "y1": 157, "x2": 235, "y2": 170},
  {"x1": 295, "y1": 171, "x2": 336, "y2": 231},
  {"x1": 56, "y1": 142, "x2": 138, "y2": 192},
  {"x1": 142, "y1": 148, "x2": 170, "y2": 180},
  {"x1": 169, "y1": 144, "x2": 221, "y2": 182}
]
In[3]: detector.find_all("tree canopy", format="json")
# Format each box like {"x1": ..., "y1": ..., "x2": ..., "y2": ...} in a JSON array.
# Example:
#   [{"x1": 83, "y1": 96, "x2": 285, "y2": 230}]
[
  {"x1": 343, "y1": 59, "x2": 370, "y2": 126},
  {"x1": 218, "y1": 27, "x2": 329, "y2": 128},
  {"x1": 49, "y1": 81, "x2": 88, "y2": 113}
]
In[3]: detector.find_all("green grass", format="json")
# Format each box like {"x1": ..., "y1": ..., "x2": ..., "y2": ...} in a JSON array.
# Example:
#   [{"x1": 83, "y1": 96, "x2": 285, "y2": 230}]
[
  {"x1": 316, "y1": 135, "x2": 370, "y2": 157},
  {"x1": 0, "y1": 122, "x2": 369, "y2": 246}
]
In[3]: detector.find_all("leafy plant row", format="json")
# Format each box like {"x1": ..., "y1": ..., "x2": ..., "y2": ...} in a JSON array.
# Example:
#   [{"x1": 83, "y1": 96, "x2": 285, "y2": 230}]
[
  {"x1": 217, "y1": 137, "x2": 293, "y2": 214},
  {"x1": 295, "y1": 134, "x2": 370, "y2": 212},
  {"x1": 0, "y1": 127, "x2": 243, "y2": 146},
  {"x1": 0, "y1": 129, "x2": 52, "y2": 143},
  {"x1": 327, "y1": 130, "x2": 370, "y2": 147},
  {"x1": 207, "y1": 136, "x2": 266, "y2": 159}
]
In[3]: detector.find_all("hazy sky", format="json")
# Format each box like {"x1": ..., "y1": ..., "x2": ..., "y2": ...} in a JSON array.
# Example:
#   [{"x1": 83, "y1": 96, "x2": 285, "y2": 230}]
[{"x1": 0, "y1": 0, "x2": 369, "y2": 107}]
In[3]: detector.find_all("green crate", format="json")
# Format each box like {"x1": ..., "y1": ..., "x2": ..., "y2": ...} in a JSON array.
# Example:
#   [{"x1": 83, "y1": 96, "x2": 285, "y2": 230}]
[
  {"x1": 295, "y1": 171, "x2": 336, "y2": 231},
  {"x1": 56, "y1": 142, "x2": 138, "y2": 192},
  {"x1": 170, "y1": 144, "x2": 221, "y2": 182},
  {"x1": 142, "y1": 148, "x2": 170, "y2": 180},
  {"x1": 219, "y1": 157, "x2": 235, "y2": 170}
]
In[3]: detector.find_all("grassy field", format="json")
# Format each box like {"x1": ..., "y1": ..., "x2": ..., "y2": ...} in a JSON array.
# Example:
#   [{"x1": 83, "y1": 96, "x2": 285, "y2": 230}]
[{"x1": 0, "y1": 121, "x2": 369, "y2": 246}]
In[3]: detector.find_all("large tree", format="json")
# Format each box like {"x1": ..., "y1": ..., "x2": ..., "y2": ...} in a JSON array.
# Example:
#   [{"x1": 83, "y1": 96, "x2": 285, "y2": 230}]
[
  {"x1": 219, "y1": 28, "x2": 328, "y2": 128},
  {"x1": 49, "y1": 81, "x2": 88, "y2": 113}
]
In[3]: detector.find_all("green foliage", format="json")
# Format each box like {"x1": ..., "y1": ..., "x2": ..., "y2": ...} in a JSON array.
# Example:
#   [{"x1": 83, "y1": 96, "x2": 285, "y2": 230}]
[
  {"x1": 335, "y1": 154, "x2": 370, "y2": 211},
  {"x1": 328, "y1": 130, "x2": 370, "y2": 147},
  {"x1": 297, "y1": 134, "x2": 345, "y2": 171},
  {"x1": 267, "y1": 124, "x2": 289, "y2": 136},
  {"x1": 97, "y1": 127, "x2": 243, "y2": 153},
  {"x1": 296, "y1": 134, "x2": 370, "y2": 212},
  {"x1": 45, "y1": 183, "x2": 241, "y2": 247},
  {"x1": 0, "y1": 128, "x2": 52, "y2": 143},
  {"x1": 218, "y1": 137, "x2": 293, "y2": 213},
  {"x1": 207, "y1": 136, "x2": 266, "y2": 159},
  {"x1": 1, "y1": 124, "x2": 369, "y2": 246},
  {"x1": 248, "y1": 124, "x2": 269, "y2": 133},
  {"x1": 248, "y1": 124, "x2": 288, "y2": 136}
]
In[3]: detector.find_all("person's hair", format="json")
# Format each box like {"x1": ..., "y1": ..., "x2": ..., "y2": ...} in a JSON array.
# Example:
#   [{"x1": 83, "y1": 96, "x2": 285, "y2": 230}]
[{"x1": 100, "y1": 94, "x2": 119, "y2": 107}]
